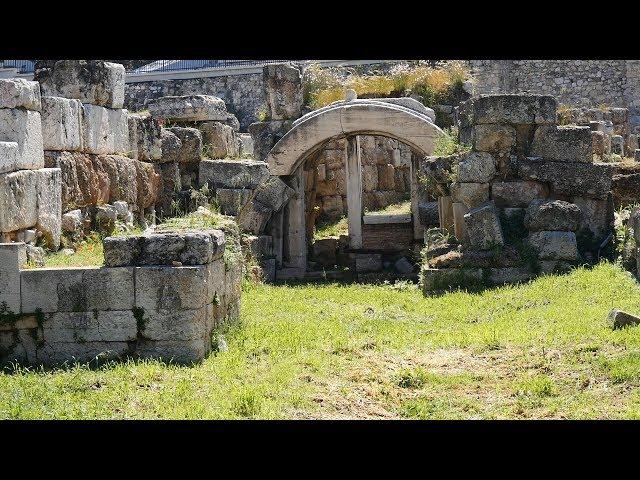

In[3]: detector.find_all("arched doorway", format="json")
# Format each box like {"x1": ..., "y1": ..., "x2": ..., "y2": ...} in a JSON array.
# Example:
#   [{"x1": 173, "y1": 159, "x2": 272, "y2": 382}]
[{"x1": 265, "y1": 99, "x2": 445, "y2": 275}]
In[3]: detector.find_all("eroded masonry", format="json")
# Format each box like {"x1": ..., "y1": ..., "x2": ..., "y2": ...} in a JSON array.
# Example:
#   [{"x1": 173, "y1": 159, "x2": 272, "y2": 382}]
[{"x1": 1, "y1": 60, "x2": 640, "y2": 366}]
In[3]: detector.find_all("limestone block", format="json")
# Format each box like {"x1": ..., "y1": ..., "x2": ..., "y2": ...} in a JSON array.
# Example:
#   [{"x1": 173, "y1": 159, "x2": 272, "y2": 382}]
[
  {"x1": 0, "y1": 141, "x2": 18, "y2": 174},
  {"x1": 138, "y1": 306, "x2": 208, "y2": 342},
  {"x1": 418, "y1": 201, "x2": 439, "y2": 227},
  {"x1": 394, "y1": 257, "x2": 415, "y2": 274},
  {"x1": 253, "y1": 176, "x2": 295, "y2": 211},
  {"x1": 0, "y1": 329, "x2": 39, "y2": 366},
  {"x1": 138, "y1": 233, "x2": 185, "y2": 266},
  {"x1": 458, "y1": 94, "x2": 557, "y2": 127},
  {"x1": 491, "y1": 181, "x2": 549, "y2": 208},
  {"x1": 488, "y1": 267, "x2": 533, "y2": 286},
  {"x1": 35, "y1": 60, "x2": 125, "y2": 109},
  {"x1": 450, "y1": 182, "x2": 489, "y2": 209},
  {"x1": 37, "y1": 341, "x2": 130, "y2": 365},
  {"x1": 199, "y1": 121, "x2": 239, "y2": 159},
  {"x1": 81, "y1": 105, "x2": 130, "y2": 155},
  {"x1": 377, "y1": 164, "x2": 396, "y2": 190},
  {"x1": 514, "y1": 157, "x2": 613, "y2": 199},
  {"x1": 571, "y1": 195, "x2": 613, "y2": 241},
  {"x1": 238, "y1": 200, "x2": 273, "y2": 234},
  {"x1": 242, "y1": 235, "x2": 274, "y2": 260},
  {"x1": 611, "y1": 135, "x2": 624, "y2": 155},
  {"x1": 35, "y1": 168, "x2": 62, "y2": 249},
  {"x1": 0, "y1": 78, "x2": 41, "y2": 111},
  {"x1": 148, "y1": 95, "x2": 228, "y2": 122},
  {"x1": 311, "y1": 237, "x2": 338, "y2": 266},
  {"x1": 473, "y1": 123, "x2": 516, "y2": 155},
  {"x1": 166, "y1": 127, "x2": 202, "y2": 163},
  {"x1": 0, "y1": 108, "x2": 44, "y2": 170},
  {"x1": 608, "y1": 309, "x2": 640, "y2": 330},
  {"x1": 40, "y1": 97, "x2": 83, "y2": 151},
  {"x1": 159, "y1": 129, "x2": 182, "y2": 163},
  {"x1": 591, "y1": 131, "x2": 605, "y2": 158},
  {"x1": 263, "y1": 63, "x2": 303, "y2": 120},
  {"x1": 456, "y1": 152, "x2": 496, "y2": 182},
  {"x1": 135, "y1": 265, "x2": 208, "y2": 313},
  {"x1": 238, "y1": 133, "x2": 254, "y2": 157},
  {"x1": 527, "y1": 231, "x2": 579, "y2": 261},
  {"x1": 199, "y1": 159, "x2": 270, "y2": 189},
  {"x1": 463, "y1": 201, "x2": 504, "y2": 250},
  {"x1": 355, "y1": 253, "x2": 382, "y2": 273},
  {"x1": 524, "y1": 200, "x2": 581, "y2": 232},
  {"x1": 181, "y1": 232, "x2": 214, "y2": 266},
  {"x1": 103, "y1": 236, "x2": 141, "y2": 267},
  {"x1": 0, "y1": 242, "x2": 26, "y2": 313},
  {"x1": 362, "y1": 165, "x2": 378, "y2": 192},
  {"x1": 41, "y1": 310, "x2": 137, "y2": 343},
  {"x1": 127, "y1": 113, "x2": 162, "y2": 162},
  {"x1": 530, "y1": 125, "x2": 593, "y2": 163},
  {"x1": 62, "y1": 209, "x2": 84, "y2": 233},
  {"x1": 215, "y1": 188, "x2": 252, "y2": 216},
  {"x1": 21, "y1": 266, "x2": 135, "y2": 313},
  {"x1": 0, "y1": 170, "x2": 38, "y2": 233},
  {"x1": 247, "y1": 120, "x2": 293, "y2": 162}
]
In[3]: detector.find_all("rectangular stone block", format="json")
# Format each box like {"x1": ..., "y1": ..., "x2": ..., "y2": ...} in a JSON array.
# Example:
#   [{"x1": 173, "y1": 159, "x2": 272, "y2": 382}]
[
  {"x1": 527, "y1": 231, "x2": 579, "y2": 261},
  {"x1": 0, "y1": 170, "x2": 38, "y2": 233},
  {"x1": 127, "y1": 113, "x2": 162, "y2": 162},
  {"x1": 0, "y1": 329, "x2": 39, "y2": 366},
  {"x1": 40, "y1": 96, "x2": 83, "y2": 151},
  {"x1": 36, "y1": 60, "x2": 125, "y2": 109},
  {"x1": 0, "y1": 78, "x2": 41, "y2": 111},
  {"x1": 41, "y1": 310, "x2": 137, "y2": 343},
  {"x1": 458, "y1": 94, "x2": 557, "y2": 127},
  {"x1": 491, "y1": 180, "x2": 549, "y2": 208},
  {"x1": 463, "y1": 201, "x2": 504, "y2": 250},
  {"x1": 21, "y1": 266, "x2": 135, "y2": 313},
  {"x1": 355, "y1": 253, "x2": 382, "y2": 273},
  {"x1": 138, "y1": 305, "x2": 208, "y2": 341},
  {"x1": 36, "y1": 341, "x2": 130, "y2": 365},
  {"x1": 166, "y1": 127, "x2": 202, "y2": 163},
  {"x1": 148, "y1": 95, "x2": 228, "y2": 122},
  {"x1": 199, "y1": 121, "x2": 239, "y2": 159},
  {"x1": 0, "y1": 242, "x2": 26, "y2": 313},
  {"x1": 35, "y1": 168, "x2": 62, "y2": 249},
  {"x1": 215, "y1": 188, "x2": 252, "y2": 216},
  {"x1": 199, "y1": 159, "x2": 270, "y2": 189},
  {"x1": 530, "y1": 125, "x2": 593, "y2": 163},
  {"x1": 0, "y1": 141, "x2": 18, "y2": 174},
  {"x1": 135, "y1": 266, "x2": 208, "y2": 313},
  {"x1": 0, "y1": 108, "x2": 44, "y2": 170},
  {"x1": 81, "y1": 104, "x2": 130, "y2": 155},
  {"x1": 515, "y1": 157, "x2": 613, "y2": 199}
]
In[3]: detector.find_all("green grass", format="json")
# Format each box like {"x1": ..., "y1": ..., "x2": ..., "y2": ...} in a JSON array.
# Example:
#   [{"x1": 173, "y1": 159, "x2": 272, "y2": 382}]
[
  {"x1": 42, "y1": 234, "x2": 104, "y2": 268},
  {"x1": 314, "y1": 216, "x2": 348, "y2": 240},
  {"x1": 4, "y1": 262, "x2": 640, "y2": 419},
  {"x1": 364, "y1": 200, "x2": 411, "y2": 216}
]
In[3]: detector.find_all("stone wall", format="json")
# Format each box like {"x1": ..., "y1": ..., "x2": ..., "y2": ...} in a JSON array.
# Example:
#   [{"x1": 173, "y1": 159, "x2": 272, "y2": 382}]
[
  {"x1": 0, "y1": 229, "x2": 242, "y2": 367},
  {"x1": 125, "y1": 73, "x2": 264, "y2": 130},
  {"x1": 468, "y1": 60, "x2": 640, "y2": 130}
]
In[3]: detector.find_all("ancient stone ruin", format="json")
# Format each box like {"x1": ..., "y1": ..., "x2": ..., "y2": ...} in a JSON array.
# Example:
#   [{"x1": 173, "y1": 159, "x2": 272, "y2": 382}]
[{"x1": 0, "y1": 59, "x2": 637, "y2": 367}]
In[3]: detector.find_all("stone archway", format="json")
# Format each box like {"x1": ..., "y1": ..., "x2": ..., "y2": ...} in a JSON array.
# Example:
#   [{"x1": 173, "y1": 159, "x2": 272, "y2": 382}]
[{"x1": 265, "y1": 99, "x2": 445, "y2": 274}]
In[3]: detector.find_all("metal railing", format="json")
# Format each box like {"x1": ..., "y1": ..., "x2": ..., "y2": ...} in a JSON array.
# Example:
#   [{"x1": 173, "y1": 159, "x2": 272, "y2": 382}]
[
  {"x1": 1, "y1": 60, "x2": 35, "y2": 73},
  {"x1": 132, "y1": 60, "x2": 293, "y2": 73}
]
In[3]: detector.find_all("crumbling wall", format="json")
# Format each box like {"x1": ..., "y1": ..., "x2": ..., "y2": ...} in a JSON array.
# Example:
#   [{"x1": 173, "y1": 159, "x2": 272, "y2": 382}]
[
  {"x1": 0, "y1": 229, "x2": 242, "y2": 367},
  {"x1": 420, "y1": 94, "x2": 615, "y2": 294}
]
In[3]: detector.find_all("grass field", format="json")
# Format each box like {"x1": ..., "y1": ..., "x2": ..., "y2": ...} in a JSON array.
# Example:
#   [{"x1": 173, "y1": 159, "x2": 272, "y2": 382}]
[{"x1": 3, "y1": 262, "x2": 640, "y2": 419}]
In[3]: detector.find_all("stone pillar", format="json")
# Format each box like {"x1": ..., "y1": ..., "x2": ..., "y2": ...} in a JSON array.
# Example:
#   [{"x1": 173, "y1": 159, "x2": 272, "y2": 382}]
[
  {"x1": 410, "y1": 154, "x2": 423, "y2": 240},
  {"x1": 452, "y1": 202, "x2": 469, "y2": 243},
  {"x1": 269, "y1": 208, "x2": 284, "y2": 269},
  {"x1": 283, "y1": 165, "x2": 306, "y2": 270},
  {"x1": 0, "y1": 242, "x2": 26, "y2": 313},
  {"x1": 438, "y1": 196, "x2": 454, "y2": 235},
  {"x1": 345, "y1": 135, "x2": 363, "y2": 249}
]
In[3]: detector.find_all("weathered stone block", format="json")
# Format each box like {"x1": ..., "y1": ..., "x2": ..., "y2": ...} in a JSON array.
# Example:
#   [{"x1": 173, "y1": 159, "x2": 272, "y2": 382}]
[
  {"x1": 418, "y1": 201, "x2": 439, "y2": 227},
  {"x1": 524, "y1": 200, "x2": 582, "y2": 232},
  {"x1": 35, "y1": 60, "x2": 125, "y2": 109},
  {"x1": 572, "y1": 196, "x2": 613, "y2": 243},
  {"x1": 263, "y1": 63, "x2": 303, "y2": 120},
  {"x1": 608, "y1": 309, "x2": 640, "y2": 330},
  {"x1": 473, "y1": 123, "x2": 516, "y2": 155},
  {"x1": 253, "y1": 176, "x2": 295, "y2": 211},
  {"x1": 135, "y1": 338, "x2": 209, "y2": 365},
  {"x1": 491, "y1": 181, "x2": 549, "y2": 208},
  {"x1": 488, "y1": 267, "x2": 533, "y2": 286},
  {"x1": 515, "y1": 157, "x2": 613, "y2": 199},
  {"x1": 0, "y1": 170, "x2": 38, "y2": 233},
  {"x1": 527, "y1": 231, "x2": 579, "y2": 261},
  {"x1": 463, "y1": 201, "x2": 504, "y2": 250},
  {"x1": 159, "y1": 129, "x2": 182, "y2": 163},
  {"x1": 242, "y1": 235, "x2": 274, "y2": 260},
  {"x1": 450, "y1": 182, "x2": 490, "y2": 209},
  {"x1": 37, "y1": 341, "x2": 130, "y2": 365},
  {"x1": 166, "y1": 127, "x2": 202, "y2": 163},
  {"x1": 0, "y1": 141, "x2": 18, "y2": 174},
  {"x1": 127, "y1": 113, "x2": 162, "y2": 162},
  {"x1": 135, "y1": 265, "x2": 209, "y2": 313},
  {"x1": 148, "y1": 95, "x2": 228, "y2": 122},
  {"x1": 40, "y1": 97, "x2": 83, "y2": 151},
  {"x1": 81, "y1": 105, "x2": 129, "y2": 155},
  {"x1": 103, "y1": 236, "x2": 141, "y2": 267},
  {"x1": 0, "y1": 78, "x2": 41, "y2": 111},
  {"x1": 238, "y1": 133, "x2": 254, "y2": 157},
  {"x1": 355, "y1": 253, "x2": 382, "y2": 273},
  {"x1": 456, "y1": 152, "x2": 496, "y2": 182},
  {"x1": 41, "y1": 310, "x2": 137, "y2": 343},
  {"x1": 181, "y1": 232, "x2": 214, "y2": 266},
  {"x1": 611, "y1": 135, "x2": 624, "y2": 155},
  {"x1": 138, "y1": 233, "x2": 185, "y2": 265},
  {"x1": 35, "y1": 168, "x2": 62, "y2": 249},
  {"x1": 458, "y1": 94, "x2": 557, "y2": 127},
  {"x1": 139, "y1": 306, "x2": 208, "y2": 342},
  {"x1": 311, "y1": 237, "x2": 338, "y2": 267},
  {"x1": 199, "y1": 159, "x2": 270, "y2": 189},
  {"x1": 591, "y1": 130, "x2": 605, "y2": 158},
  {"x1": 21, "y1": 266, "x2": 135, "y2": 313},
  {"x1": 199, "y1": 121, "x2": 238, "y2": 159},
  {"x1": 530, "y1": 125, "x2": 593, "y2": 163},
  {"x1": 247, "y1": 120, "x2": 293, "y2": 162},
  {"x1": 215, "y1": 188, "x2": 251, "y2": 216},
  {"x1": 238, "y1": 200, "x2": 273, "y2": 234},
  {"x1": 0, "y1": 108, "x2": 44, "y2": 170},
  {"x1": 0, "y1": 242, "x2": 26, "y2": 313}
]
